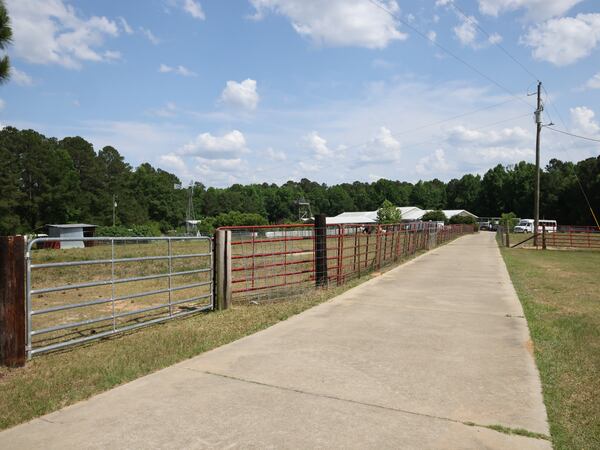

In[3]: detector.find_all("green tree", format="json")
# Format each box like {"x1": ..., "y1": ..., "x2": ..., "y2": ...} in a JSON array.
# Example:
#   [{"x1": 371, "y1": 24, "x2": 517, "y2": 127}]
[
  {"x1": 421, "y1": 210, "x2": 447, "y2": 222},
  {"x1": 499, "y1": 212, "x2": 519, "y2": 230},
  {"x1": 0, "y1": 1, "x2": 12, "y2": 84},
  {"x1": 377, "y1": 200, "x2": 401, "y2": 224}
]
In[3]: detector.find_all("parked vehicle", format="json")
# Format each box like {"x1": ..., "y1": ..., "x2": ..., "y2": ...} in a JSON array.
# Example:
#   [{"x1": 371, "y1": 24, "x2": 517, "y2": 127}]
[
  {"x1": 514, "y1": 219, "x2": 557, "y2": 233},
  {"x1": 478, "y1": 221, "x2": 491, "y2": 231}
]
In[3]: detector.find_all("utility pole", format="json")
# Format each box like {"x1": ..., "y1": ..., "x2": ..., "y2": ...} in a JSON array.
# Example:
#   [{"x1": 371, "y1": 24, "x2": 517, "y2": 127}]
[{"x1": 533, "y1": 81, "x2": 542, "y2": 247}]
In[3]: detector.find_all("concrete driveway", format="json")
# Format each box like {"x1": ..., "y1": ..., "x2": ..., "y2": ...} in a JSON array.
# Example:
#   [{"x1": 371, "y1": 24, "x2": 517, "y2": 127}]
[{"x1": 0, "y1": 232, "x2": 550, "y2": 449}]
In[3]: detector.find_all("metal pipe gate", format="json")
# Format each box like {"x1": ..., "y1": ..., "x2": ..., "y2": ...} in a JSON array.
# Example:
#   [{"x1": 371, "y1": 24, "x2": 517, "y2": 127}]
[{"x1": 25, "y1": 236, "x2": 213, "y2": 358}]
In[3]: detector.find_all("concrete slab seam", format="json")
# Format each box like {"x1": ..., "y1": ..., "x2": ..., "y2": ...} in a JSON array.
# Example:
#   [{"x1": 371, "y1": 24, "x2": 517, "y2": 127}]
[{"x1": 186, "y1": 368, "x2": 550, "y2": 442}]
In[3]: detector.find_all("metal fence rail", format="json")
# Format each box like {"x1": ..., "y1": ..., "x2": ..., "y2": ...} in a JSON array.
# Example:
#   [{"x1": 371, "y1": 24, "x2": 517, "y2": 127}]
[
  {"x1": 26, "y1": 236, "x2": 213, "y2": 357},
  {"x1": 221, "y1": 222, "x2": 473, "y2": 303},
  {"x1": 501, "y1": 224, "x2": 600, "y2": 249}
]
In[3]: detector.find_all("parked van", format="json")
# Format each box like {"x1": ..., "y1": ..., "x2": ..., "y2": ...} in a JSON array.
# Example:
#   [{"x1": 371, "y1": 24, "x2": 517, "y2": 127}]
[{"x1": 514, "y1": 219, "x2": 557, "y2": 233}]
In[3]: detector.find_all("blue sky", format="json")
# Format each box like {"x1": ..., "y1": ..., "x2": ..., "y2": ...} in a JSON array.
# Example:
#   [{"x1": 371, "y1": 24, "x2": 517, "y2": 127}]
[{"x1": 2, "y1": 0, "x2": 600, "y2": 187}]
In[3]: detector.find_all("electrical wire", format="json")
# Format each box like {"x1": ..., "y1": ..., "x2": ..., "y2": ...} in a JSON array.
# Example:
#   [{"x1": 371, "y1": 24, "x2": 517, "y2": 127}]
[
  {"x1": 366, "y1": 0, "x2": 534, "y2": 110},
  {"x1": 544, "y1": 126, "x2": 600, "y2": 143},
  {"x1": 449, "y1": 1, "x2": 540, "y2": 83},
  {"x1": 339, "y1": 96, "x2": 524, "y2": 152},
  {"x1": 540, "y1": 84, "x2": 600, "y2": 228}
]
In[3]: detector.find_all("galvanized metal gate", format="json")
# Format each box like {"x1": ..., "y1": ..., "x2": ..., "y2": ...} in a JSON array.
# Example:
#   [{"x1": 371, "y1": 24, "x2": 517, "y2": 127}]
[{"x1": 25, "y1": 236, "x2": 213, "y2": 358}]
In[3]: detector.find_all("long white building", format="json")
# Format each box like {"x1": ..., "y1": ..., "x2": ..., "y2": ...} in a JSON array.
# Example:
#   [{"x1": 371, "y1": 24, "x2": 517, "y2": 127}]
[{"x1": 326, "y1": 207, "x2": 477, "y2": 225}]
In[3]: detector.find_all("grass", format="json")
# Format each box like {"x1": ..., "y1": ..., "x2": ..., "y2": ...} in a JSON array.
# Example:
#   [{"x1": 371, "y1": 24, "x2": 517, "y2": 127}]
[
  {"x1": 500, "y1": 246, "x2": 600, "y2": 449},
  {"x1": 0, "y1": 248, "x2": 426, "y2": 432}
]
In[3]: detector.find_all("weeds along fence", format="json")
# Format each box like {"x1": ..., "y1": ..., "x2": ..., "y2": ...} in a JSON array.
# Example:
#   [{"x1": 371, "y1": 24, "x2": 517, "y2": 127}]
[
  {"x1": 498, "y1": 225, "x2": 600, "y2": 250},
  {"x1": 221, "y1": 221, "x2": 474, "y2": 303}
]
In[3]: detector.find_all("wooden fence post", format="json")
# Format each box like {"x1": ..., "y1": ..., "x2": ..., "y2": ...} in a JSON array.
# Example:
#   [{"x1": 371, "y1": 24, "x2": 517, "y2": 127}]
[
  {"x1": 0, "y1": 236, "x2": 26, "y2": 367},
  {"x1": 542, "y1": 224, "x2": 547, "y2": 250},
  {"x1": 315, "y1": 214, "x2": 328, "y2": 287},
  {"x1": 505, "y1": 223, "x2": 510, "y2": 248},
  {"x1": 214, "y1": 230, "x2": 231, "y2": 310}
]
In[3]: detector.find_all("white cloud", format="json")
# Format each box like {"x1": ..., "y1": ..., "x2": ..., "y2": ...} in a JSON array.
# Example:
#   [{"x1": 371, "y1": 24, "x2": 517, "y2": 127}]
[
  {"x1": 249, "y1": 0, "x2": 407, "y2": 49},
  {"x1": 11, "y1": 67, "x2": 33, "y2": 86},
  {"x1": 359, "y1": 126, "x2": 402, "y2": 164},
  {"x1": 427, "y1": 30, "x2": 437, "y2": 42},
  {"x1": 522, "y1": 13, "x2": 600, "y2": 66},
  {"x1": 488, "y1": 32, "x2": 502, "y2": 44},
  {"x1": 160, "y1": 153, "x2": 188, "y2": 174},
  {"x1": 448, "y1": 125, "x2": 529, "y2": 144},
  {"x1": 149, "y1": 102, "x2": 178, "y2": 118},
  {"x1": 478, "y1": 0, "x2": 582, "y2": 20},
  {"x1": 453, "y1": 15, "x2": 502, "y2": 48},
  {"x1": 416, "y1": 148, "x2": 451, "y2": 175},
  {"x1": 6, "y1": 0, "x2": 120, "y2": 69},
  {"x1": 305, "y1": 131, "x2": 333, "y2": 159},
  {"x1": 118, "y1": 17, "x2": 133, "y2": 34},
  {"x1": 183, "y1": 0, "x2": 205, "y2": 20},
  {"x1": 264, "y1": 147, "x2": 286, "y2": 161},
  {"x1": 158, "y1": 64, "x2": 197, "y2": 76},
  {"x1": 570, "y1": 106, "x2": 600, "y2": 136},
  {"x1": 140, "y1": 26, "x2": 160, "y2": 44},
  {"x1": 103, "y1": 50, "x2": 122, "y2": 61},
  {"x1": 179, "y1": 130, "x2": 248, "y2": 159},
  {"x1": 0, "y1": 99, "x2": 5, "y2": 110},
  {"x1": 220, "y1": 79, "x2": 259, "y2": 110},
  {"x1": 454, "y1": 15, "x2": 477, "y2": 46},
  {"x1": 584, "y1": 72, "x2": 600, "y2": 90}
]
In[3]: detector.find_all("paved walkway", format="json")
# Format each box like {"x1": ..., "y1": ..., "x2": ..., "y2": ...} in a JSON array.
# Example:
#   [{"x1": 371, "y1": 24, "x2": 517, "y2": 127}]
[{"x1": 0, "y1": 232, "x2": 550, "y2": 449}]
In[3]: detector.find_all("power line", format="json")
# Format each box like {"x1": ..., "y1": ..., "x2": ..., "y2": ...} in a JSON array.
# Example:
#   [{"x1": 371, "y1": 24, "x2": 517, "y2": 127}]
[
  {"x1": 340, "y1": 96, "x2": 524, "y2": 153},
  {"x1": 545, "y1": 126, "x2": 600, "y2": 143},
  {"x1": 540, "y1": 84, "x2": 600, "y2": 228},
  {"x1": 449, "y1": 1, "x2": 540, "y2": 82},
  {"x1": 366, "y1": 0, "x2": 534, "y2": 109}
]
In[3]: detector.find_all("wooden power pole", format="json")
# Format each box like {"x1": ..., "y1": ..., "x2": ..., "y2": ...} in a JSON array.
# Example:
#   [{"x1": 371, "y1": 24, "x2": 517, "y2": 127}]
[{"x1": 533, "y1": 81, "x2": 542, "y2": 247}]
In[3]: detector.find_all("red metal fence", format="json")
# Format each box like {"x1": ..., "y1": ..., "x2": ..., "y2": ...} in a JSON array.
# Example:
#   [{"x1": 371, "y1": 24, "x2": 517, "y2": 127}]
[
  {"x1": 220, "y1": 222, "x2": 474, "y2": 302},
  {"x1": 545, "y1": 225, "x2": 600, "y2": 249},
  {"x1": 502, "y1": 225, "x2": 600, "y2": 250}
]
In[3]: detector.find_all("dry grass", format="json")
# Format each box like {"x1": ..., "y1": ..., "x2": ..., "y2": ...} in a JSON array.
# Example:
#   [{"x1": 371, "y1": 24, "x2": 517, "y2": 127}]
[{"x1": 500, "y1": 247, "x2": 600, "y2": 449}]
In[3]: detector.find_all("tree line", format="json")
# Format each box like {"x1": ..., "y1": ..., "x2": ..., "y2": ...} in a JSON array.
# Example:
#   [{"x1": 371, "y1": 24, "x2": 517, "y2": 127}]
[{"x1": 1, "y1": 126, "x2": 598, "y2": 235}]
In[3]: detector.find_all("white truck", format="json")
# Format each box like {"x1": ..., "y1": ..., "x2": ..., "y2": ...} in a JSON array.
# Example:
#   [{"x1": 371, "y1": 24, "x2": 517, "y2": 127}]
[{"x1": 513, "y1": 219, "x2": 557, "y2": 233}]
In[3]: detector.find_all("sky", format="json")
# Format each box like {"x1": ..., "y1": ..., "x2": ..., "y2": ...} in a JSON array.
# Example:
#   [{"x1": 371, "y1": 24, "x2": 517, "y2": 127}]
[{"x1": 2, "y1": 0, "x2": 600, "y2": 187}]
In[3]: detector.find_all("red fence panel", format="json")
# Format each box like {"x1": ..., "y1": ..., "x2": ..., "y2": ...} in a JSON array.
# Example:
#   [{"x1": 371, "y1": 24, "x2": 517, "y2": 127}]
[{"x1": 220, "y1": 222, "x2": 474, "y2": 303}]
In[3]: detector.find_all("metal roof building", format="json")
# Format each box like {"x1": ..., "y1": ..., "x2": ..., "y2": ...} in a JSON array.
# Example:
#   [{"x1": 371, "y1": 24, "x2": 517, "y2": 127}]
[{"x1": 326, "y1": 207, "x2": 477, "y2": 225}]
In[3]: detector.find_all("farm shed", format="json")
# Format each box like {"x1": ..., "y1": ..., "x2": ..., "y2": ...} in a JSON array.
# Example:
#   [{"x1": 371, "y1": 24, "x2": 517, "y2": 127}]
[
  {"x1": 327, "y1": 207, "x2": 477, "y2": 224},
  {"x1": 46, "y1": 224, "x2": 97, "y2": 249}
]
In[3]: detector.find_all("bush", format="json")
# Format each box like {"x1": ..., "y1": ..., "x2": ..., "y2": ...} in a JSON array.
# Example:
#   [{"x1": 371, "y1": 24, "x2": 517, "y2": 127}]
[
  {"x1": 198, "y1": 211, "x2": 270, "y2": 235},
  {"x1": 95, "y1": 223, "x2": 162, "y2": 237},
  {"x1": 421, "y1": 210, "x2": 447, "y2": 223},
  {"x1": 449, "y1": 215, "x2": 476, "y2": 225}
]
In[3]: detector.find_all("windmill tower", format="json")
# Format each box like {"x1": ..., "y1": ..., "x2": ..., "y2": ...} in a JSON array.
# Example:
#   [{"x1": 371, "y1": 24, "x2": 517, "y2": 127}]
[
  {"x1": 185, "y1": 182, "x2": 200, "y2": 235},
  {"x1": 296, "y1": 198, "x2": 314, "y2": 222}
]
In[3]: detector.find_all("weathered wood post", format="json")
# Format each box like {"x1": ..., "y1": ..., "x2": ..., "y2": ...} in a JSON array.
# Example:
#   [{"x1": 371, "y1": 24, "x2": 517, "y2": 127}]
[
  {"x1": 0, "y1": 236, "x2": 26, "y2": 367},
  {"x1": 214, "y1": 229, "x2": 231, "y2": 310},
  {"x1": 505, "y1": 222, "x2": 510, "y2": 248},
  {"x1": 315, "y1": 214, "x2": 328, "y2": 288},
  {"x1": 542, "y1": 224, "x2": 547, "y2": 250}
]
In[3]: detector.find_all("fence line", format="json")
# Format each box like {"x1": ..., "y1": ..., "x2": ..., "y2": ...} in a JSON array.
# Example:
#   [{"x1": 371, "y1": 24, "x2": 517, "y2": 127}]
[
  {"x1": 221, "y1": 221, "x2": 474, "y2": 303},
  {"x1": 498, "y1": 224, "x2": 600, "y2": 250}
]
